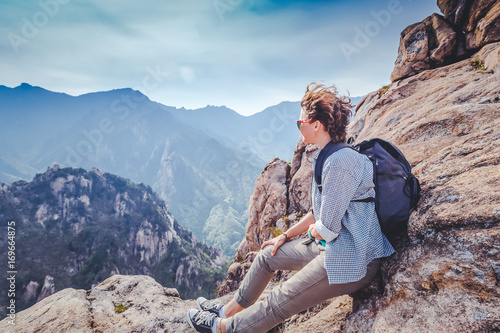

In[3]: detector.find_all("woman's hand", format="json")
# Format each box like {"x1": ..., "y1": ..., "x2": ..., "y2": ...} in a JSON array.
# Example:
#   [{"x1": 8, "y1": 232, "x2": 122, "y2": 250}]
[
  {"x1": 261, "y1": 234, "x2": 288, "y2": 256},
  {"x1": 308, "y1": 224, "x2": 324, "y2": 240}
]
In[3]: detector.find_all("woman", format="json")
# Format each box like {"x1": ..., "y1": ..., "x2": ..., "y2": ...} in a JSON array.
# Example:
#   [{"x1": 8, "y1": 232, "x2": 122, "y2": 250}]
[{"x1": 187, "y1": 82, "x2": 395, "y2": 333}]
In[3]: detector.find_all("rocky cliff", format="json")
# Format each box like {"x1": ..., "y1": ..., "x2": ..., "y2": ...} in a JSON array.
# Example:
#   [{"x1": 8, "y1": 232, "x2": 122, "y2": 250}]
[
  {"x1": 1, "y1": 1, "x2": 499, "y2": 332},
  {"x1": 0, "y1": 166, "x2": 226, "y2": 313}
]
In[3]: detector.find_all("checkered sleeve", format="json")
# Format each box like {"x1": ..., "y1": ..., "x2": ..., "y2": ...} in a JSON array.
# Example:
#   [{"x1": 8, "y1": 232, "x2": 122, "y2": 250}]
[{"x1": 314, "y1": 161, "x2": 360, "y2": 243}]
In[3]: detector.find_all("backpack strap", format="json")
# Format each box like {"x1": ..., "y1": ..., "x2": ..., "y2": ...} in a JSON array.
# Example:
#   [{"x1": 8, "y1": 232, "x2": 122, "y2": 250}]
[{"x1": 315, "y1": 141, "x2": 354, "y2": 193}]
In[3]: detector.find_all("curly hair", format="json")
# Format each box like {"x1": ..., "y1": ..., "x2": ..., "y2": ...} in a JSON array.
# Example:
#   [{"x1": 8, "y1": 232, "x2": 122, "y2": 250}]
[{"x1": 300, "y1": 82, "x2": 353, "y2": 143}]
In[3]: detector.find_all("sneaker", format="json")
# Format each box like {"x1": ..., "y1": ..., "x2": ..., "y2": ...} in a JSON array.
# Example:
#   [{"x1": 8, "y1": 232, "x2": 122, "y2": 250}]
[
  {"x1": 196, "y1": 297, "x2": 223, "y2": 316},
  {"x1": 187, "y1": 309, "x2": 218, "y2": 333}
]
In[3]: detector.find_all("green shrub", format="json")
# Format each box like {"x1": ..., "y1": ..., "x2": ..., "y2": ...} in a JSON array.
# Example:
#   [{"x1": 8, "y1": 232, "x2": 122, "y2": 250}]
[
  {"x1": 378, "y1": 85, "x2": 390, "y2": 97},
  {"x1": 471, "y1": 58, "x2": 485, "y2": 71},
  {"x1": 269, "y1": 226, "x2": 284, "y2": 238},
  {"x1": 114, "y1": 304, "x2": 127, "y2": 313}
]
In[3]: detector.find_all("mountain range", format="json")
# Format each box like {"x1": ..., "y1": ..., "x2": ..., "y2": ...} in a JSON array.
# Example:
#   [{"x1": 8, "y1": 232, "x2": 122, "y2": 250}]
[{"x1": 0, "y1": 83, "x2": 362, "y2": 254}]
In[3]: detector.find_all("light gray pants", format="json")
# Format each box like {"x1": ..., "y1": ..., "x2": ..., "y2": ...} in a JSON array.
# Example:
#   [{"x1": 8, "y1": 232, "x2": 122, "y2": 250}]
[{"x1": 226, "y1": 239, "x2": 381, "y2": 333}]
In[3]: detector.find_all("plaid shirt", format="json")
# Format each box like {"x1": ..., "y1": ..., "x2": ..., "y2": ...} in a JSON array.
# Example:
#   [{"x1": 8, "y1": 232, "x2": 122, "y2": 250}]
[{"x1": 311, "y1": 146, "x2": 395, "y2": 284}]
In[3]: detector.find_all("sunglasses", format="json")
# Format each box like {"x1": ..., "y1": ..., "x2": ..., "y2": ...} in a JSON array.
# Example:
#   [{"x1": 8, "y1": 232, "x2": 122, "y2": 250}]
[{"x1": 296, "y1": 119, "x2": 323, "y2": 130}]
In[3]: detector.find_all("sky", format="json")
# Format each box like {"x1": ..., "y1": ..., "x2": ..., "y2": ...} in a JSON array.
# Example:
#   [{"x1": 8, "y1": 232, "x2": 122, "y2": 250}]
[{"x1": 0, "y1": 0, "x2": 440, "y2": 116}]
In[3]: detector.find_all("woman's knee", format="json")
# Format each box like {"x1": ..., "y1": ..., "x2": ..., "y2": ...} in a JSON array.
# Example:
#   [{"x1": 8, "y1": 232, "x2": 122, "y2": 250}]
[
  {"x1": 255, "y1": 245, "x2": 274, "y2": 272},
  {"x1": 259, "y1": 244, "x2": 273, "y2": 258}
]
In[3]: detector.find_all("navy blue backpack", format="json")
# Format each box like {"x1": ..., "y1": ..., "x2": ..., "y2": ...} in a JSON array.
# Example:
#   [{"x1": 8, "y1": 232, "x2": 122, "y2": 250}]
[{"x1": 315, "y1": 138, "x2": 421, "y2": 243}]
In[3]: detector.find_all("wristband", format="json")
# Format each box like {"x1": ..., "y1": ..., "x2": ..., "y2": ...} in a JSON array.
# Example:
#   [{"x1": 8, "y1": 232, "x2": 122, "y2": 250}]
[{"x1": 282, "y1": 233, "x2": 289, "y2": 241}]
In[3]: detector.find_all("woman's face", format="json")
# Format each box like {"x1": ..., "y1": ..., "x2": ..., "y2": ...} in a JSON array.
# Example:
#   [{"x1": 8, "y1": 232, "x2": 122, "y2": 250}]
[{"x1": 298, "y1": 107, "x2": 316, "y2": 144}]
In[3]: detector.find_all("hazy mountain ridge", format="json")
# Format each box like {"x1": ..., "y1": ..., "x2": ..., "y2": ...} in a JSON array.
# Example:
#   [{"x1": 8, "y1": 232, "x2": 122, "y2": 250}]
[
  {"x1": 0, "y1": 83, "x2": 362, "y2": 255},
  {"x1": 0, "y1": 165, "x2": 227, "y2": 313},
  {"x1": 0, "y1": 84, "x2": 262, "y2": 255}
]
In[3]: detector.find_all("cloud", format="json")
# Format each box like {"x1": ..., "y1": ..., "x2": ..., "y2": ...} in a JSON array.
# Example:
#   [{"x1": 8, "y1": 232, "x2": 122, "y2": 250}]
[{"x1": 0, "y1": 0, "x2": 440, "y2": 115}]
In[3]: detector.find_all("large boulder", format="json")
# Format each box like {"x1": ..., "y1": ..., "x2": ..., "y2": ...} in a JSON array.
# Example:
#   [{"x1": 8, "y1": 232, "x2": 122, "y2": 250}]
[
  {"x1": 390, "y1": 13, "x2": 461, "y2": 82},
  {"x1": 464, "y1": 1, "x2": 500, "y2": 50},
  {"x1": 437, "y1": 0, "x2": 470, "y2": 25},
  {"x1": 438, "y1": 0, "x2": 500, "y2": 50},
  {"x1": 353, "y1": 42, "x2": 500, "y2": 240}
]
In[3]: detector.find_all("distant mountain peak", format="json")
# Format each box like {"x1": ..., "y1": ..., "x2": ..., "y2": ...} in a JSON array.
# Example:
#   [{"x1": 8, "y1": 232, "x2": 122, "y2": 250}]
[
  {"x1": 19, "y1": 82, "x2": 35, "y2": 88},
  {"x1": 77, "y1": 87, "x2": 149, "y2": 100},
  {"x1": 202, "y1": 104, "x2": 232, "y2": 110},
  {"x1": 15, "y1": 83, "x2": 47, "y2": 91},
  {"x1": 0, "y1": 83, "x2": 72, "y2": 99}
]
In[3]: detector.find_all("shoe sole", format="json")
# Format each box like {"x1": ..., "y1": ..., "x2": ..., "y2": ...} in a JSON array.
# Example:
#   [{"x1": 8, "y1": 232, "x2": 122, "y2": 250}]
[{"x1": 187, "y1": 309, "x2": 196, "y2": 330}]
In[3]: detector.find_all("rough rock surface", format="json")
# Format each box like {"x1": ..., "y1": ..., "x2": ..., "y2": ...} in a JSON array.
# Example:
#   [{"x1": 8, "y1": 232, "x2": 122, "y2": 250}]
[
  {"x1": 0, "y1": 275, "x2": 195, "y2": 332},
  {"x1": 437, "y1": 0, "x2": 500, "y2": 50},
  {"x1": 245, "y1": 157, "x2": 290, "y2": 252},
  {"x1": 288, "y1": 140, "x2": 317, "y2": 215},
  {"x1": 284, "y1": 296, "x2": 352, "y2": 333},
  {"x1": 353, "y1": 42, "x2": 500, "y2": 239},
  {"x1": 345, "y1": 227, "x2": 500, "y2": 332},
  {"x1": 0, "y1": 275, "x2": 269, "y2": 333}
]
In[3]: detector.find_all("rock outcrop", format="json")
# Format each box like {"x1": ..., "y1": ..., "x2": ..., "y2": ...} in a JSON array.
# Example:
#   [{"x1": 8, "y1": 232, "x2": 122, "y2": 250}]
[
  {"x1": 0, "y1": 275, "x2": 196, "y2": 332},
  {"x1": 288, "y1": 141, "x2": 318, "y2": 215},
  {"x1": 391, "y1": 13, "x2": 463, "y2": 82},
  {"x1": 437, "y1": 0, "x2": 500, "y2": 50},
  {"x1": 391, "y1": 0, "x2": 500, "y2": 81},
  {"x1": 0, "y1": 166, "x2": 226, "y2": 313},
  {"x1": 245, "y1": 157, "x2": 290, "y2": 252},
  {"x1": 36, "y1": 275, "x2": 55, "y2": 303}
]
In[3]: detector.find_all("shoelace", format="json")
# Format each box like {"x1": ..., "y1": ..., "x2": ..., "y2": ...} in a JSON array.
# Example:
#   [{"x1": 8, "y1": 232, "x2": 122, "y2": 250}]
[
  {"x1": 194, "y1": 310, "x2": 217, "y2": 326},
  {"x1": 201, "y1": 299, "x2": 222, "y2": 311}
]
